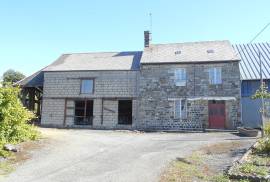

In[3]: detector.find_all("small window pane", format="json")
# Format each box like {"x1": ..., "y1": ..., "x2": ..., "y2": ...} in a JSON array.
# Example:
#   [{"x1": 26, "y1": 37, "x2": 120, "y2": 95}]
[
  {"x1": 209, "y1": 68, "x2": 222, "y2": 85},
  {"x1": 81, "y1": 80, "x2": 93, "y2": 94},
  {"x1": 174, "y1": 100, "x2": 181, "y2": 119},
  {"x1": 175, "y1": 68, "x2": 186, "y2": 86},
  {"x1": 174, "y1": 99, "x2": 187, "y2": 119},
  {"x1": 216, "y1": 68, "x2": 222, "y2": 84},
  {"x1": 181, "y1": 99, "x2": 187, "y2": 119}
]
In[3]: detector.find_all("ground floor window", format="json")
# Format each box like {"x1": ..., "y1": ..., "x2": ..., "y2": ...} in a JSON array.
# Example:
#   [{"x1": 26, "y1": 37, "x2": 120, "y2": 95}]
[
  {"x1": 74, "y1": 100, "x2": 93, "y2": 125},
  {"x1": 174, "y1": 99, "x2": 187, "y2": 119},
  {"x1": 118, "y1": 100, "x2": 132, "y2": 125}
]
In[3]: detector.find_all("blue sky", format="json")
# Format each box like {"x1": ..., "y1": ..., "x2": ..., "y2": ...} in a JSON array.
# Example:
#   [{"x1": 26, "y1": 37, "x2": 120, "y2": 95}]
[{"x1": 0, "y1": 0, "x2": 269, "y2": 77}]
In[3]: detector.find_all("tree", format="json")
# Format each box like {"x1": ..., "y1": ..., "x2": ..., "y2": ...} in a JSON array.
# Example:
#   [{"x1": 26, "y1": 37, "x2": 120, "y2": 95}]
[
  {"x1": 252, "y1": 82, "x2": 270, "y2": 100},
  {"x1": 0, "y1": 86, "x2": 38, "y2": 143},
  {"x1": 2, "y1": 69, "x2": 25, "y2": 85},
  {"x1": 252, "y1": 82, "x2": 270, "y2": 137}
]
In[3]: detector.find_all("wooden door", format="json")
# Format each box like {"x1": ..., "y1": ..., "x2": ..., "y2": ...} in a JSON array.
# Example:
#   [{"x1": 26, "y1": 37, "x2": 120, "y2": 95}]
[{"x1": 208, "y1": 101, "x2": 225, "y2": 129}]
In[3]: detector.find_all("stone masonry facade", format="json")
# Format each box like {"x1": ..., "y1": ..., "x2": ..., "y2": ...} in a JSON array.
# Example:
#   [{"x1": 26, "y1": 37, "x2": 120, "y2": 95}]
[
  {"x1": 41, "y1": 62, "x2": 241, "y2": 130},
  {"x1": 41, "y1": 71, "x2": 139, "y2": 129},
  {"x1": 136, "y1": 62, "x2": 241, "y2": 130}
]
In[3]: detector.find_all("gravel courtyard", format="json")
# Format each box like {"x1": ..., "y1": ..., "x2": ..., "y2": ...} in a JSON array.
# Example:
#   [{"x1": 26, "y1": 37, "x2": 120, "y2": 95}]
[{"x1": 3, "y1": 128, "x2": 256, "y2": 182}]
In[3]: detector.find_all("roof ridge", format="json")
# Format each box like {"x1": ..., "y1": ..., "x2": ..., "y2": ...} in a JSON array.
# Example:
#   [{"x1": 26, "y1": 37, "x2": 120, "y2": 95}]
[
  {"x1": 62, "y1": 51, "x2": 142, "y2": 55},
  {"x1": 150, "y1": 40, "x2": 229, "y2": 46}
]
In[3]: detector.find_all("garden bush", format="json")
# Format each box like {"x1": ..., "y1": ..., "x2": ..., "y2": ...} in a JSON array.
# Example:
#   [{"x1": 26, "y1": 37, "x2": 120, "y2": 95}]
[
  {"x1": 255, "y1": 137, "x2": 270, "y2": 154},
  {"x1": 0, "y1": 86, "x2": 39, "y2": 147},
  {"x1": 254, "y1": 123, "x2": 270, "y2": 154},
  {"x1": 264, "y1": 122, "x2": 270, "y2": 136}
]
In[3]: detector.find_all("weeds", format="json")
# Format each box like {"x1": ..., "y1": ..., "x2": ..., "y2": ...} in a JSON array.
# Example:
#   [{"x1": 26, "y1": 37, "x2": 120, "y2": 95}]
[
  {"x1": 160, "y1": 151, "x2": 232, "y2": 182},
  {"x1": 239, "y1": 162, "x2": 268, "y2": 176}
]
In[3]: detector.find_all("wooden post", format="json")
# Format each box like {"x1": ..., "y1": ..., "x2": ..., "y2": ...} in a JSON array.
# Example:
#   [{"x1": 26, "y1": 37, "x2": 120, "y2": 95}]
[
  {"x1": 28, "y1": 88, "x2": 35, "y2": 111},
  {"x1": 63, "y1": 98, "x2": 67, "y2": 127},
  {"x1": 101, "y1": 98, "x2": 104, "y2": 125}
]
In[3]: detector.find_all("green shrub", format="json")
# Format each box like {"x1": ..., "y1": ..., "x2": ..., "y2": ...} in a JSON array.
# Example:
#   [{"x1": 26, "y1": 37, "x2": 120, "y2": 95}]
[
  {"x1": 255, "y1": 137, "x2": 270, "y2": 154},
  {"x1": 208, "y1": 174, "x2": 230, "y2": 182},
  {"x1": 0, "y1": 86, "x2": 39, "y2": 146},
  {"x1": 239, "y1": 162, "x2": 268, "y2": 176},
  {"x1": 264, "y1": 122, "x2": 270, "y2": 136}
]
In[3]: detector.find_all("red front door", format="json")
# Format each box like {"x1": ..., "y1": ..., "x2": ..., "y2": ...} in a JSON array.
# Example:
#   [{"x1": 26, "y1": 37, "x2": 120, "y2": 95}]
[{"x1": 208, "y1": 101, "x2": 225, "y2": 129}]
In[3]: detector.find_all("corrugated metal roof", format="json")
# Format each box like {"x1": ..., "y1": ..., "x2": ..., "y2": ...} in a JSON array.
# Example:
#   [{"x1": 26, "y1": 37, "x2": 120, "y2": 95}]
[
  {"x1": 141, "y1": 40, "x2": 240, "y2": 64},
  {"x1": 233, "y1": 43, "x2": 270, "y2": 80}
]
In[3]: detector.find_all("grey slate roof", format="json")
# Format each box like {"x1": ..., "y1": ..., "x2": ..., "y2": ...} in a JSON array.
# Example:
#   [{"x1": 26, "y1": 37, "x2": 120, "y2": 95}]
[
  {"x1": 19, "y1": 41, "x2": 270, "y2": 87},
  {"x1": 15, "y1": 70, "x2": 44, "y2": 87},
  {"x1": 141, "y1": 40, "x2": 240, "y2": 64},
  {"x1": 232, "y1": 43, "x2": 270, "y2": 80},
  {"x1": 16, "y1": 51, "x2": 142, "y2": 87},
  {"x1": 43, "y1": 51, "x2": 142, "y2": 71}
]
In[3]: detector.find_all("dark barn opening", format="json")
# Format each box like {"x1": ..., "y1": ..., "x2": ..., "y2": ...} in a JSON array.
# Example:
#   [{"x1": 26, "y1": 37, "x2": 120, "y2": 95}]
[
  {"x1": 74, "y1": 100, "x2": 93, "y2": 125},
  {"x1": 118, "y1": 100, "x2": 132, "y2": 125}
]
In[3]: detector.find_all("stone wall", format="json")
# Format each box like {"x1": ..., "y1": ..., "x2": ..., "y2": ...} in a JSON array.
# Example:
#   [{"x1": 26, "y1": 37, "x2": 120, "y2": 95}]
[
  {"x1": 137, "y1": 62, "x2": 241, "y2": 130},
  {"x1": 41, "y1": 61, "x2": 241, "y2": 130},
  {"x1": 41, "y1": 71, "x2": 138, "y2": 128},
  {"x1": 43, "y1": 71, "x2": 138, "y2": 98},
  {"x1": 41, "y1": 98, "x2": 65, "y2": 126}
]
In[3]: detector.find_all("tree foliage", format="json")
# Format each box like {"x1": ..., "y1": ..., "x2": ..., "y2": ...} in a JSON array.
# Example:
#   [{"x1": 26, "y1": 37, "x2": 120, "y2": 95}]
[
  {"x1": 252, "y1": 82, "x2": 270, "y2": 100},
  {"x1": 2, "y1": 69, "x2": 25, "y2": 85},
  {"x1": 0, "y1": 86, "x2": 39, "y2": 144}
]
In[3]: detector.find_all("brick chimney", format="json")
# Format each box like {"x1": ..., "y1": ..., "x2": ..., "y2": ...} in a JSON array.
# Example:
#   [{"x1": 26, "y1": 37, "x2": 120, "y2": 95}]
[{"x1": 144, "y1": 31, "x2": 151, "y2": 47}]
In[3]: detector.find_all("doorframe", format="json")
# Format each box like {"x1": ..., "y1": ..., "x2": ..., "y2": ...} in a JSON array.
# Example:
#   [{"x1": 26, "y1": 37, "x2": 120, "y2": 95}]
[{"x1": 208, "y1": 100, "x2": 226, "y2": 129}]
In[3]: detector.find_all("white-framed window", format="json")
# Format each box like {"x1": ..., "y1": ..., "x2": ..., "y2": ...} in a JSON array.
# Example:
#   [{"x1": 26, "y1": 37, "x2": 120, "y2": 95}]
[
  {"x1": 174, "y1": 99, "x2": 187, "y2": 119},
  {"x1": 175, "y1": 68, "x2": 186, "y2": 86},
  {"x1": 209, "y1": 67, "x2": 222, "y2": 85},
  {"x1": 80, "y1": 79, "x2": 94, "y2": 94}
]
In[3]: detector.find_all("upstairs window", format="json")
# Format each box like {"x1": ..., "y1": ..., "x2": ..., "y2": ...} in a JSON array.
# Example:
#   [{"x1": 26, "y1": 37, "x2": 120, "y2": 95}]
[
  {"x1": 175, "y1": 68, "x2": 186, "y2": 86},
  {"x1": 80, "y1": 79, "x2": 94, "y2": 94},
  {"x1": 174, "y1": 99, "x2": 187, "y2": 119},
  {"x1": 209, "y1": 67, "x2": 222, "y2": 85}
]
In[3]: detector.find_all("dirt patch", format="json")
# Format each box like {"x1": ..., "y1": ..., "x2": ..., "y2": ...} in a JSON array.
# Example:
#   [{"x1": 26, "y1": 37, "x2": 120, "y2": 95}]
[
  {"x1": 12, "y1": 139, "x2": 47, "y2": 164},
  {"x1": 160, "y1": 141, "x2": 252, "y2": 182},
  {"x1": 38, "y1": 128, "x2": 68, "y2": 138},
  {"x1": 0, "y1": 137, "x2": 49, "y2": 178},
  {"x1": 200, "y1": 141, "x2": 242, "y2": 155}
]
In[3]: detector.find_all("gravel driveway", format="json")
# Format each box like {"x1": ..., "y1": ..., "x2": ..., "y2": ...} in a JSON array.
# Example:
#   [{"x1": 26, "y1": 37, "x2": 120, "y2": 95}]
[{"x1": 3, "y1": 128, "x2": 256, "y2": 182}]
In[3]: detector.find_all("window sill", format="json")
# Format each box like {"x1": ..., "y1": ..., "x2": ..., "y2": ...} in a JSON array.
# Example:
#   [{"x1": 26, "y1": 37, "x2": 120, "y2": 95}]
[{"x1": 208, "y1": 84, "x2": 223, "y2": 88}]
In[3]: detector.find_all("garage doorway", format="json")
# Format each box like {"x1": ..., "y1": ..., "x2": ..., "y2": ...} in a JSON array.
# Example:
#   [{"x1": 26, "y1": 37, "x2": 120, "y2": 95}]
[
  {"x1": 118, "y1": 100, "x2": 132, "y2": 125},
  {"x1": 208, "y1": 100, "x2": 225, "y2": 129},
  {"x1": 74, "y1": 100, "x2": 93, "y2": 125}
]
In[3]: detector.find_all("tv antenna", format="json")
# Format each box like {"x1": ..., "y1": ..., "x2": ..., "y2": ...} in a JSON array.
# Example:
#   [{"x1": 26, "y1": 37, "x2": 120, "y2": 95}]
[{"x1": 149, "y1": 13, "x2": 152, "y2": 33}]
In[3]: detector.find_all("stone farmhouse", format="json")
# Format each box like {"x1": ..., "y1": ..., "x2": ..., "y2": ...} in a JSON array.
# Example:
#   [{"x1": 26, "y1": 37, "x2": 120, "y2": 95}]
[{"x1": 18, "y1": 31, "x2": 241, "y2": 130}]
